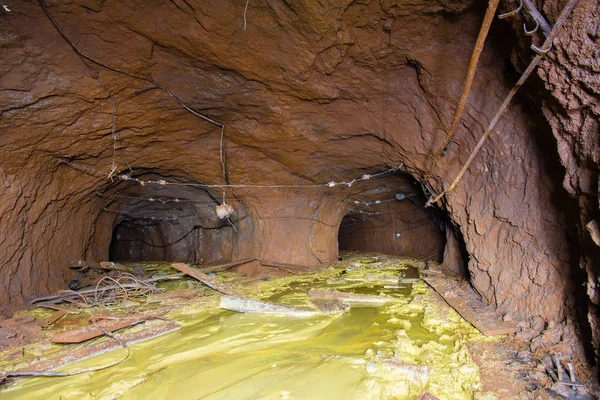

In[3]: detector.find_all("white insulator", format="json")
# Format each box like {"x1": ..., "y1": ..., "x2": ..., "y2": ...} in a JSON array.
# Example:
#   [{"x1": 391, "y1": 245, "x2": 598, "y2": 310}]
[{"x1": 216, "y1": 203, "x2": 235, "y2": 219}]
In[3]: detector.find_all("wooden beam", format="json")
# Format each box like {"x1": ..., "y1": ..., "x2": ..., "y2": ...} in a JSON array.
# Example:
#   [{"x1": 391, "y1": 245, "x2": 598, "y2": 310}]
[
  {"x1": 197, "y1": 258, "x2": 256, "y2": 272},
  {"x1": 220, "y1": 295, "x2": 319, "y2": 317},
  {"x1": 171, "y1": 263, "x2": 238, "y2": 295},
  {"x1": 423, "y1": 275, "x2": 518, "y2": 336},
  {"x1": 308, "y1": 288, "x2": 389, "y2": 304}
]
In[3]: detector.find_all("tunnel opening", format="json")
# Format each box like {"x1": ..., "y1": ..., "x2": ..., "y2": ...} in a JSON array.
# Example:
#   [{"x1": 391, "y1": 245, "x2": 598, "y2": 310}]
[
  {"x1": 102, "y1": 173, "x2": 240, "y2": 265},
  {"x1": 109, "y1": 214, "x2": 203, "y2": 263},
  {"x1": 337, "y1": 172, "x2": 445, "y2": 263}
]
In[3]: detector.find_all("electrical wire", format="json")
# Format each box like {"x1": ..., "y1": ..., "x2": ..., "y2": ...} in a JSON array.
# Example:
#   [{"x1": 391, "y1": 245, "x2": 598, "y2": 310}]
[{"x1": 112, "y1": 225, "x2": 203, "y2": 248}]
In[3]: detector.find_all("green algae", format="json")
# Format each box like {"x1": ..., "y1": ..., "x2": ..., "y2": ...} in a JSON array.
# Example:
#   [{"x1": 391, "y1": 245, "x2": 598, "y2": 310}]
[{"x1": 1, "y1": 255, "x2": 491, "y2": 399}]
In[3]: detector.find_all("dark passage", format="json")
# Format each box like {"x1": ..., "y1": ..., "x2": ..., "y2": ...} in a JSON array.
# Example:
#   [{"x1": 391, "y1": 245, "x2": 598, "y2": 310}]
[
  {"x1": 337, "y1": 173, "x2": 444, "y2": 260},
  {"x1": 106, "y1": 175, "x2": 235, "y2": 264}
]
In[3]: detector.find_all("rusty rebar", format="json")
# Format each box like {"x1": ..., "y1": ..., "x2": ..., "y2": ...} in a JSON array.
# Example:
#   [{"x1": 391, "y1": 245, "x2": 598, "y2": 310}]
[
  {"x1": 427, "y1": 0, "x2": 501, "y2": 177},
  {"x1": 426, "y1": 0, "x2": 580, "y2": 206}
]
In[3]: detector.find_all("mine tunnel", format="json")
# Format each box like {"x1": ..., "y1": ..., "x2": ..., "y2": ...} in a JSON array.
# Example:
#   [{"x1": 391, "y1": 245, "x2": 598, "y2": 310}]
[
  {"x1": 337, "y1": 173, "x2": 445, "y2": 261},
  {"x1": 105, "y1": 174, "x2": 239, "y2": 264},
  {"x1": 0, "y1": 0, "x2": 598, "y2": 398}
]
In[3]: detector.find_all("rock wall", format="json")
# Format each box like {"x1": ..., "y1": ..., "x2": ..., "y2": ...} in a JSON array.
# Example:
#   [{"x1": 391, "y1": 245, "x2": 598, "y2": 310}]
[
  {"x1": 537, "y1": 0, "x2": 600, "y2": 362},
  {"x1": 496, "y1": 0, "x2": 600, "y2": 366},
  {"x1": 0, "y1": 0, "x2": 598, "y2": 370}
]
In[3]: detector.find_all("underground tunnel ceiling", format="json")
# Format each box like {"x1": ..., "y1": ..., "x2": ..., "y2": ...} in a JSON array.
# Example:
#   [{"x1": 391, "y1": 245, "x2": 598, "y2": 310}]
[{"x1": 0, "y1": 0, "x2": 599, "y2": 378}]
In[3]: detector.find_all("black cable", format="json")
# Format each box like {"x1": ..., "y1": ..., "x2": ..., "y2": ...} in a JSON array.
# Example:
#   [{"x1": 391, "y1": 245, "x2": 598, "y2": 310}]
[{"x1": 113, "y1": 225, "x2": 202, "y2": 248}]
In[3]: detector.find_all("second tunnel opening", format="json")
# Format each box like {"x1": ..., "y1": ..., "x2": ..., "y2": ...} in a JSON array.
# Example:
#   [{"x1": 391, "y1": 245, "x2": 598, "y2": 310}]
[
  {"x1": 104, "y1": 174, "x2": 238, "y2": 265},
  {"x1": 337, "y1": 172, "x2": 445, "y2": 262}
]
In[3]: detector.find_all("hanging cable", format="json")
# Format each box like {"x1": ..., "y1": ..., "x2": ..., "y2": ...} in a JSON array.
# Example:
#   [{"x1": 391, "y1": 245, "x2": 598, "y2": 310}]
[{"x1": 60, "y1": 159, "x2": 404, "y2": 190}]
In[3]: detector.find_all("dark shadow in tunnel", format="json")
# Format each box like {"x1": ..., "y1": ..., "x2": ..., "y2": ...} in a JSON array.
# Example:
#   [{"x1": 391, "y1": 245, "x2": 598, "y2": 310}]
[
  {"x1": 101, "y1": 173, "x2": 238, "y2": 264},
  {"x1": 109, "y1": 215, "x2": 204, "y2": 263},
  {"x1": 337, "y1": 172, "x2": 445, "y2": 261}
]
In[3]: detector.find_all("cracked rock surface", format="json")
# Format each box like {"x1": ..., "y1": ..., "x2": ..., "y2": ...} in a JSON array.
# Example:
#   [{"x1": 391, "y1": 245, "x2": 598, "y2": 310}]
[{"x1": 0, "y1": 0, "x2": 598, "y2": 379}]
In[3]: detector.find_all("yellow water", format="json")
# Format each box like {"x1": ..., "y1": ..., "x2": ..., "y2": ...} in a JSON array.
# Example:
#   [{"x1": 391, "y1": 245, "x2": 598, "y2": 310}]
[{"x1": 1, "y1": 257, "x2": 490, "y2": 399}]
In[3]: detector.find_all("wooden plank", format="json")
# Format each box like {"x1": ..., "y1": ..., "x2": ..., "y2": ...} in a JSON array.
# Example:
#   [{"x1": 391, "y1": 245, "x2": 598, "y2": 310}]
[
  {"x1": 220, "y1": 296, "x2": 319, "y2": 317},
  {"x1": 43, "y1": 310, "x2": 68, "y2": 326},
  {"x1": 199, "y1": 258, "x2": 256, "y2": 273},
  {"x1": 308, "y1": 288, "x2": 390, "y2": 304},
  {"x1": 51, "y1": 317, "x2": 149, "y2": 343},
  {"x1": 50, "y1": 308, "x2": 170, "y2": 343},
  {"x1": 423, "y1": 275, "x2": 518, "y2": 336},
  {"x1": 171, "y1": 263, "x2": 237, "y2": 295},
  {"x1": 259, "y1": 260, "x2": 315, "y2": 271},
  {"x1": 10, "y1": 320, "x2": 180, "y2": 376}
]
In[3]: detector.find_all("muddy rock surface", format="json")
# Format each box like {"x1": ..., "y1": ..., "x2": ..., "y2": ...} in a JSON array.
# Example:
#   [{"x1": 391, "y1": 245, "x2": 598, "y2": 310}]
[{"x1": 0, "y1": 0, "x2": 598, "y2": 379}]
